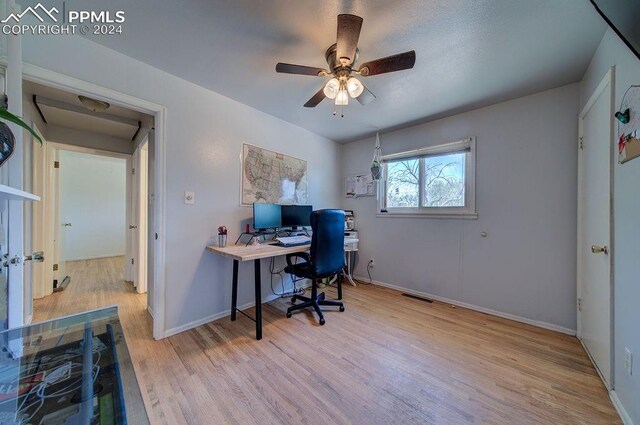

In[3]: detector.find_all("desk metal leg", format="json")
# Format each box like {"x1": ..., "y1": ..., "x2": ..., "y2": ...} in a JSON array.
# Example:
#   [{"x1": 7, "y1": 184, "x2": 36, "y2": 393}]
[
  {"x1": 345, "y1": 251, "x2": 357, "y2": 287},
  {"x1": 231, "y1": 259, "x2": 239, "y2": 321},
  {"x1": 254, "y1": 259, "x2": 262, "y2": 340}
]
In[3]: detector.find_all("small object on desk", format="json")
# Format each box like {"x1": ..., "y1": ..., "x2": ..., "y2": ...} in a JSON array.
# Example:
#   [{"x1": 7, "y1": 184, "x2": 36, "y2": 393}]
[
  {"x1": 344, "y1": 210, "x2": 355, "y2": 230},
  {"x1": 245, "y1": 223, "x2": 250, "y2": 233},
  {"x1": 217, "y1": 225, "x2": 228, "y2": 247}
]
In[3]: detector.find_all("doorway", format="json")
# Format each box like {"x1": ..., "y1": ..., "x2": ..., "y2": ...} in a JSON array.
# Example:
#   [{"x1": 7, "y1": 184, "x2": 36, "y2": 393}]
[
  {"x1": 577, "y1": 67, "x2": 615, "y2": 389},
  {"x1": 54, "y1": 147, "x2": 130, "y2": 292},
  {"x1": 23, "y1": 80, "x2": 155, "y2": 333}
]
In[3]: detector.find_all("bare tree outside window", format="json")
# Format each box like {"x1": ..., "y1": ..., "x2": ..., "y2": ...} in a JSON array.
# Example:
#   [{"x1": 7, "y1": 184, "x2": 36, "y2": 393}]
[
  {"x1": 423, "y1": 153, "x2": 465, "y2": 207},
  {"x1": 386, "y1": 159, "x2": 419, "y2": 207}
]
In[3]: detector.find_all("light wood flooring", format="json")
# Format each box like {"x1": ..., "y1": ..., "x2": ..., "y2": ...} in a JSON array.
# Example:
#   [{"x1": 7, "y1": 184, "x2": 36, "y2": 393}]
[{"x1": 33, "y1": 257, "x2": 620, "y2": 424}]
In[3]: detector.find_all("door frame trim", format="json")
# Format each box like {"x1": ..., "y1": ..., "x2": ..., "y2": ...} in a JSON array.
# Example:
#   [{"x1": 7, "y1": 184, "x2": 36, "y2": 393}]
[
  {"x1": 20, "y1": 63, "x2": 168, "y2": 340},
  {"x1": 577, "y1": 66, "x2": 615, "y2": 389}
]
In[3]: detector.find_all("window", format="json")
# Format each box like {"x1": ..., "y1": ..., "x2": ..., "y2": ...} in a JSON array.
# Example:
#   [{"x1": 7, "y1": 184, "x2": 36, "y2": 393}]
[{"x1": 379, "y1": 138, "x2": 477, "y2": 218}]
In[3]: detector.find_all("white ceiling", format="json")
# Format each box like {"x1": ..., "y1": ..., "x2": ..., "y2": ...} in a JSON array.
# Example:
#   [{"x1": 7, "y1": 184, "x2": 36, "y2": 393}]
[{"x1": 56, "y1": 0, "x2": 605, "y2": 142}]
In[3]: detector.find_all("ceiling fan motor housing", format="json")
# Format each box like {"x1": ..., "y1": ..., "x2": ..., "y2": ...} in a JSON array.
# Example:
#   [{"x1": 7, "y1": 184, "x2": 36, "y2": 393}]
[{"x1": 325, "y1": 43, "x2": 359, "y2": 74}]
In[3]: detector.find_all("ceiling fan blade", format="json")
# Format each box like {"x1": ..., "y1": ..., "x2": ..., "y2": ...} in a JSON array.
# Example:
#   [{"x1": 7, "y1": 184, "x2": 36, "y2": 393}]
[
  {"x1": 336, "y1": 14, "x2": 363, "y2": 66},
  {"x1": 276, "y1": 63, "x2": 329, "y2": 76},
  {"x1": 303, "y1": 88, "x2": 326, "y2": 108},
  {"x1": 355, "y1": 83, "x2": 376, "y2": 105},
  {"x1": 358, "y1": 50, "x2": 416, "y2": 76}
]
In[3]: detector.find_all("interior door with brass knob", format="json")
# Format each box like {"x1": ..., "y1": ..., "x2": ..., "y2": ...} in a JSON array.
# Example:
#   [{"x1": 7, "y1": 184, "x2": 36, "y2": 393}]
[{"x1": 577, "y1": 69, "x2": 613, "y2": 389}]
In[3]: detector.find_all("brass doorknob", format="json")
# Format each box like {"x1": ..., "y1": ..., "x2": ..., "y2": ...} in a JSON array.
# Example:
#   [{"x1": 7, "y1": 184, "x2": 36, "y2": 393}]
[
  {"x1": 25, "y1": 251, "x2": 44, "y2": 263},
  {"x1": 591, "y1": 245, "x2": 609, "y2": 255}
]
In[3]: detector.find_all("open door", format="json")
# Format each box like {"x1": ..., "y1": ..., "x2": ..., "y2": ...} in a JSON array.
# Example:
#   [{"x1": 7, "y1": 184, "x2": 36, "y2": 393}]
[
  {"x1": 52, "y1": 148, "x2": 69, "y2": 290},
  {"x1": 128, "y1": 139, "x2": 148, "y2": 294}
]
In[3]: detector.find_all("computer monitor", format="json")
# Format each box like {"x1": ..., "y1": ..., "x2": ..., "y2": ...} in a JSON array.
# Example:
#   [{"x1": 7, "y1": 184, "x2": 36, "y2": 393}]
[
  {"x1": 253, "y1": 203, "x2": 282, "y2": 230},
  {"x1": 281, "y1": 205, "x2": 312, "y2": 229}
]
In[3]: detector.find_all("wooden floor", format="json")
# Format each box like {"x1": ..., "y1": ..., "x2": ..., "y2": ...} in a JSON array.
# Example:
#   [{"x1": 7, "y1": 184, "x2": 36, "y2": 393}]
[{"x1": 34, "y1": 257, "x2": 620, "y2": 425}]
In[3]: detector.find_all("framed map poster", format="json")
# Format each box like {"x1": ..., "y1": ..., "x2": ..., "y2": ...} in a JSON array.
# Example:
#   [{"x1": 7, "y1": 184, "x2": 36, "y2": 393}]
[{"x1": 241, "y1": 143, "x2": 308, "y2": 205}]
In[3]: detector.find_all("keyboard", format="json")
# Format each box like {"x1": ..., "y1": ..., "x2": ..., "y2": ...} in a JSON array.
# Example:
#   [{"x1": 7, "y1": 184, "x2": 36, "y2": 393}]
[{"x1": 276, "y1": 235, "x2": 311, "y2": 246}]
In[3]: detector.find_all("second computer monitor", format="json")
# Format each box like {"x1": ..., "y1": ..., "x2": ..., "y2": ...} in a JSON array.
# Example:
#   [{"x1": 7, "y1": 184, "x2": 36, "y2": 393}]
[{"x1": 281, "y1": 205, "x2": 312, "y2": 229}]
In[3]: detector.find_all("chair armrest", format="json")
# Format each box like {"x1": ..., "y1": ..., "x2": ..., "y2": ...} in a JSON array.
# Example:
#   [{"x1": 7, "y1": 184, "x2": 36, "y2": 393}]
[{"x1": 286, "y1": 252, "x2": 311, "y2": 267}]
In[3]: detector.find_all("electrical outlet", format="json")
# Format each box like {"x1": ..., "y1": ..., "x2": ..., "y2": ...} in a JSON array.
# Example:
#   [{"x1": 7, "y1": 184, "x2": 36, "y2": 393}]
[
  {"x1": 625, "y1": 348, "x2": 633, "y2": 376},
  {"x1": 369, "y1": 258, "x2": 375, "y2": 267}
]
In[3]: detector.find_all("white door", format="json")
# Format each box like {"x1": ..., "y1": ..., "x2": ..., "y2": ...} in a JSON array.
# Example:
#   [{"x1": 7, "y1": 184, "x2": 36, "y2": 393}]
[
  {"x1": 52, "y1": 149, "x2": 68, "y2": 288},
  {"x1": 577, "y1": 68, "x2": 614, "y2": 388},
  {"x1": 135, "y1": 141, "x2": 148, "y2": 294},
  {"x1": 126, "y1": 155, "x2": 136, "y2": 285},
  {"x1": 127, "y1": 140, "x2": 148, "y2": 293}
]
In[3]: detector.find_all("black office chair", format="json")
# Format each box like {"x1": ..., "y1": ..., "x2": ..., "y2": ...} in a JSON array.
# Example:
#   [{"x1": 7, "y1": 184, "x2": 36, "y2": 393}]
[{"x1": 284, "y1": 209, "x2": 345, "y2": 325}]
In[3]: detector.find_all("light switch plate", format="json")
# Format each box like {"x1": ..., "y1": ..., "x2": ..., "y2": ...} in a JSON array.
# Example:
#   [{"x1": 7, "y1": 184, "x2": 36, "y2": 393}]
[{"x1": 184, "y1": 191, "x2": 195, "y2": 205}]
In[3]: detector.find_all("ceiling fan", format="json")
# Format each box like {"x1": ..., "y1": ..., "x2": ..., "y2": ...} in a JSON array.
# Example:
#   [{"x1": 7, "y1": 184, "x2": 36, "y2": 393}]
[{"x1": 275, "y1": 14, "x2": 416, "y2": 111}]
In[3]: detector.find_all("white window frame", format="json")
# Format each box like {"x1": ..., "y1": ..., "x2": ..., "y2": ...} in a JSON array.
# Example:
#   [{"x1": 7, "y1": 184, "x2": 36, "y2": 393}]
[{"x1": 377, "y1": 137, "x2": 477, "y2": 219}]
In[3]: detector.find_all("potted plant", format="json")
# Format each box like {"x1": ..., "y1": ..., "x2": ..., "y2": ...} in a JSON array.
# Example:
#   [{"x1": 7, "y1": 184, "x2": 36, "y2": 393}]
[
  {"x1": 371, "y1": 159, "x2": 382, "y2": 180},
  {"x1": 0, "y1": 108, "x2": 44, "y2": 166},
  {"x1": 371, "y1": 132, "x2": 382, "y2": 181}
]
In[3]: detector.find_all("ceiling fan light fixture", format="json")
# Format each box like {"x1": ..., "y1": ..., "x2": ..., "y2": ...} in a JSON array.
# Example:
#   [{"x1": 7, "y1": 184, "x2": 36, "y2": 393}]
[
  {"x1": 346, "y1": 77, "x2": 364, "y2": 98},
  {"x1": 335, "y1": 88, "x2": 349, "y2": 106},
  {"x1": 323, "y1": 78, "x2": 340, "y2": 99}
]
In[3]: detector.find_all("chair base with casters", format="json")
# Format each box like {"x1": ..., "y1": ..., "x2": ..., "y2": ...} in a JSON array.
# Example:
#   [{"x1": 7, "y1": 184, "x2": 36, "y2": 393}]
[{"x1": 286, "y1": 276, "x2": 345, "y2": 325}]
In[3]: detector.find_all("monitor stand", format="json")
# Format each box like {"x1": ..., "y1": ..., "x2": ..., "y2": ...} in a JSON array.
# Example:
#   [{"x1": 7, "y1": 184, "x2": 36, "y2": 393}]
[
  {"x1": 235, "y1": 229, "x2": 276, "y2": 246},
  {"x1": 283, "y1": 226, "x2": 310, "y2": 237}
]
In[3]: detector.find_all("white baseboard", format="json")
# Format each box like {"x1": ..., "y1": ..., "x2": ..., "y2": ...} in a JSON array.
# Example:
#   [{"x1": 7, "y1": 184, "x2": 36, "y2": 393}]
[
  {"x1": 355, "y1": 275, "x2": 576, "y2": 336},
  {"x1": 163, "y1": 293, "x2": 282, "y2": 338},
  {"x1": 147, "y1": 304, "x2": 154, "y2": 319},
  {"x1": 610, "y1": 390, "x2": 634, "y2": 425}
]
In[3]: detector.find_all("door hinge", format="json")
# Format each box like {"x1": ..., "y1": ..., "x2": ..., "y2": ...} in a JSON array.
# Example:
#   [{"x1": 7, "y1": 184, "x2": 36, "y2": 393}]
[
  {"x1": 131, "y1": 258, "x2": 134, "y2": 265},
  {"x1": 54, "y1": 161, "x2": 60, "y2": 168},
  {"x1": 578, "y1": 298, "x2": 582, "y2": 311},
  {"x1": 132, "y1": 168, "x2": 135, "y2": 175},
  {"x1": 1, "y1": 95, "x2": 7, "y2": 110},
  {"x1": 53, "y1": 263, "x2": 58, "y2": 271},
  {"x1": 579, "y1": 137, "x2": 584, "y2": 150}
]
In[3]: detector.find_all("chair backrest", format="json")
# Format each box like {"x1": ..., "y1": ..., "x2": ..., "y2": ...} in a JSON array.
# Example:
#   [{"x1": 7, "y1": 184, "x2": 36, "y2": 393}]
[{"x1": 310, "y1": 209, "x2": 345, "y2": 276}]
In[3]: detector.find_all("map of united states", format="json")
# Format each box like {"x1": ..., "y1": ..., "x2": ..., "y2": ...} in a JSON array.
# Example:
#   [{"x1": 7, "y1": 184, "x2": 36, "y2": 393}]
[{"x1": 242, "y1": 144, "x2": 308, "y2": 205}]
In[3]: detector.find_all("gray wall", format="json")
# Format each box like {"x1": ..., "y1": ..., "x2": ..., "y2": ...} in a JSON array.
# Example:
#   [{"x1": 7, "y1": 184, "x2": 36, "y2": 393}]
[
  {"x1": 342, "y1": 83, "x2": 580, "y2": 332},
  {"x1": 21, "y1": 31, "x2": 342, "y2": 334},
  {"x1": 581, "y1": 28, "x2": 640, "y2": 423}
]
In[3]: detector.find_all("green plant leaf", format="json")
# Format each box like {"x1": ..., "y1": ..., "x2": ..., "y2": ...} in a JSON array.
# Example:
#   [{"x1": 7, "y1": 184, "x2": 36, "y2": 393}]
[{"x1": 0, "y1": 108, "x2": 44, "y2": 144}]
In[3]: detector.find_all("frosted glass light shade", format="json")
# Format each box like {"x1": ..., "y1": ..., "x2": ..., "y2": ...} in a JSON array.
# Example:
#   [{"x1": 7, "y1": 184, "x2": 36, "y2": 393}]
[
  {"x1": 335, "y1": 89, "x2": 349, "y2": 105},
  {"x1": 323, "y1": 78, "x2": 340, "y2": 99},
  {"x1": 346, "y1": 77, "x2": 364, "y2": 98}
]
